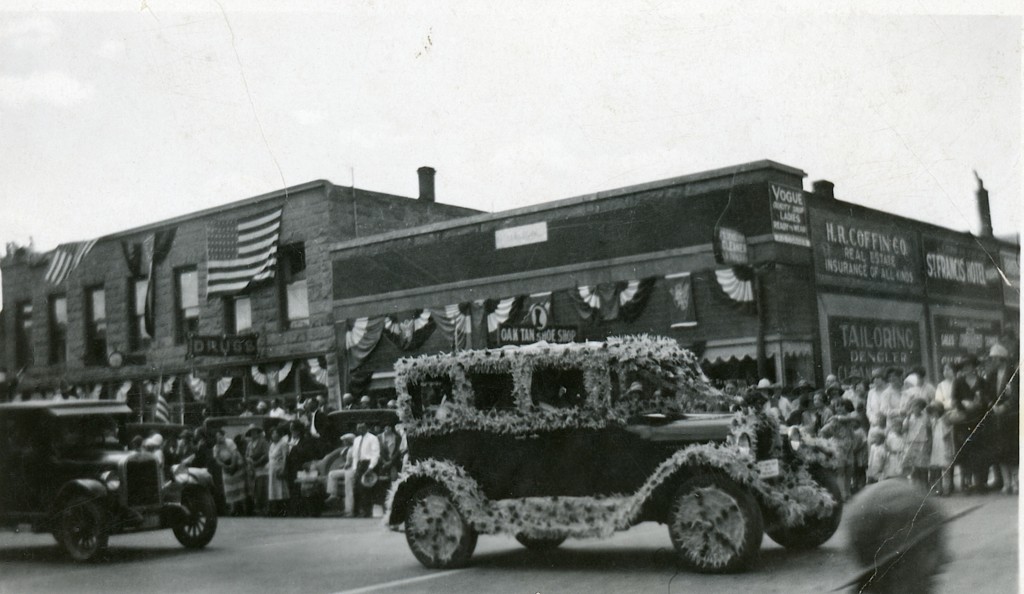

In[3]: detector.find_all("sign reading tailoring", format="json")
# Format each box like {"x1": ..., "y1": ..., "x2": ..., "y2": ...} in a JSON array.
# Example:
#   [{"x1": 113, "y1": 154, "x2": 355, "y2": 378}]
[
  {"x1": 187, "y1": 334, "x2": 259, "y2": 358},
  {"x1": 811, "y1": 208, "x2": 920, "y2": 293},
  {"x1": 827, "y1": 317, "x2": 921, "y2": 380},
  {"x1": 768, "y1": 184, "x2": 810, "y2": 247}
]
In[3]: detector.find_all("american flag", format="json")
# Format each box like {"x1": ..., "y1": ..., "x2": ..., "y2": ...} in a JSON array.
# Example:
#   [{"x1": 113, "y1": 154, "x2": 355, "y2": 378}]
[
  {"x1": 44, "y1": 239, "x2": 97, "y2": 285},
  {"x1": 206, "y1": 206, "x2": 283, "y2": 296}
]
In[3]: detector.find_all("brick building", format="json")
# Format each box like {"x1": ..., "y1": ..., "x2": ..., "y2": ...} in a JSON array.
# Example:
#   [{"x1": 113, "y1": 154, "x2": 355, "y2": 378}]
[
  {"x1": 1, "y1": 168, "x2": 477, "y2": 420},
  {"x1": 329, "y1": 161, "x2": 1019, "y2": 400}
]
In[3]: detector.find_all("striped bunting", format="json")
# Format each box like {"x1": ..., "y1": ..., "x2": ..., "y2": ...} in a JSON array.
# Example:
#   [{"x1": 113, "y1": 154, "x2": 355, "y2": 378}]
[
  {"x1": 206, "y1": 206, "x2": 283, "y2": 296},
  {"x1": 44, "y1": 239, "x2": 97, "y2": 285}
]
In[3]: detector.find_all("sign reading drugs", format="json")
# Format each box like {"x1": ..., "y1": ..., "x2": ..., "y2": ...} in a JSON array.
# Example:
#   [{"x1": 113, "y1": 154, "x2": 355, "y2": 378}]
[
  {"x1": 768, "y1": 184, "x2": 810, "y2": 247},
  {"x1": 187, "y1": 334, "x2": 259, "y2": 358},
  {"x1": 811, "y1": 208, "x2": 920, "y2": 293},
  {"x1": 828, "y1": 317, "x2": 921, "y2": 380}
]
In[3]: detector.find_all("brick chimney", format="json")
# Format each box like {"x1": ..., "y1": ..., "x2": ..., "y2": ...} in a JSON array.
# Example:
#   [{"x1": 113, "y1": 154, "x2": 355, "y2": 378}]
[
  {"x1": 812, "y1": 180, "x2": 835, "y2": 200},
  {"x1": 417, "y1": 166, "x2": 436, "y2": 203},
  {"x1": 974, "y1": 170, "x2": 993, "y2": 238}
]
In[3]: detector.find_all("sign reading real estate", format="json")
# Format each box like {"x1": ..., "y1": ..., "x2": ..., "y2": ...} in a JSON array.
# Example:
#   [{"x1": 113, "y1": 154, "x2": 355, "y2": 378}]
[
  {"x1": 187, "y1": 334, "x2": 259, "y2": 358},
  {"x1": 768, "y1": 184, "x2": 811, "y2": 247},
  {"x1": 811, "y1": 209, "x2": 920, "y2": 293},
  {"x1": 827, "y1": 317, "x2": 921, "y2": 380},
  {"x1": 933, "y1": 316, "x2": 1002, "y2": 368},
  {"x1": 922, "y1": 234, "x2": 1002, "y2": 302}
]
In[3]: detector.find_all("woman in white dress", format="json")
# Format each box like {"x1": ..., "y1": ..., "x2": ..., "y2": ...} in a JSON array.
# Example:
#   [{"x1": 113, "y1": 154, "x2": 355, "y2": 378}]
[{"x1": 267, "y1": 425, "x2": 290, "y2": 516}]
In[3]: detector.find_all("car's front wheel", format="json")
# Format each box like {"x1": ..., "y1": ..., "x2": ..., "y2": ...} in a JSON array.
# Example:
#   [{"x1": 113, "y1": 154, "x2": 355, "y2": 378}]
[
  {"x1": 55, "y1": 494, "x2": 109, "y2": 562},
  {"x1": 173, "y1": 488, "x2": 218, "y2": 548},
  {"x1": 515, "y1": 533, "x2": 566, "y2": 551},
  {"x1": 404, "y1": 484, "x2": 477, "y2": 569},
  {"x1": 667, "y1": 472, "x2": 763, "y2": 573}
]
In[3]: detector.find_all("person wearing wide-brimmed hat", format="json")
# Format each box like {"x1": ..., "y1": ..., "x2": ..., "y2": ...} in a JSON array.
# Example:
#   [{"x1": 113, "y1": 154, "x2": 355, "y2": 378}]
[
  {"x1": 840, "y1": 479, "x2": 953, "y2": 593},
  {"x1": 951, "y1": 354, "x2": 995, "y2": 493},
  {"x1": 245, "y1": 424, "x2": 270, "y2": 515}
]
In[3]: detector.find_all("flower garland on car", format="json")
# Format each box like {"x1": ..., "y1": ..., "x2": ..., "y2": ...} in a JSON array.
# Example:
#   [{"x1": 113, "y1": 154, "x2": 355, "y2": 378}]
[
  {"x1": 387, "y1": 443, "x2": 836, "y2": 541},
  {"x1": 395, "y1": 335, "x2": 728, "y2": 438}
]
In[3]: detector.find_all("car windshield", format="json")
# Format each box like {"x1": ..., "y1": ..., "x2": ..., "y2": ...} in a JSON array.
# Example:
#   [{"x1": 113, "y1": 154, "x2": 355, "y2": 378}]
[{"x1": 55, "y1": 416, "x2": 122, "y2": 451}]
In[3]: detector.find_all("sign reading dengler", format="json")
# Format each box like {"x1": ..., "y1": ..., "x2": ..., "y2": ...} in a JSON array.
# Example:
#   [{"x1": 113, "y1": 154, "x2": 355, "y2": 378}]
[
  {"x1": 811, "y1": 208, "x2": 920, "y2": 292},
  {"x1": 768, "y1": 184, "x2": 811, "y2": 247},
  {"x1": 499, "y1": 325, "x2": 578, "y2": 346},
  {"x1": 933, "y1": 316, "x2": 1002, "y2": 369},
  {"x1": 187, "y1": 334, "x2": 259, "y2": 358},
  {"x1": 828, "y1": 317, "x2": 921, "y2": 380}
]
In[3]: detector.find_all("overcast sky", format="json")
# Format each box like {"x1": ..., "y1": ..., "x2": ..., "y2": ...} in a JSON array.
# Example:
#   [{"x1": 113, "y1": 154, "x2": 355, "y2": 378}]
[{"x1": 1, "y1": 2, "x2": 1020, "y2": 285}]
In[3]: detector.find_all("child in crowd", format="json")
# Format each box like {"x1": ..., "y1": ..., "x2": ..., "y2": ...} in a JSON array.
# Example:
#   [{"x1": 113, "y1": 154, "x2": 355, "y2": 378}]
[
  {"x1": 866, "y1": 426, "x2": 887, "y2": 484},
  {"x1": 819, "y1": 399, "x2": 859, "y2": 500},
  {"x1": 927, "y1": 402, "x2": 954, "y2": 496},
  {"x1": 884, "y1": 416, "x2": 907, "y2": 479},
  {"x1": 902, "y1": 398, "x2": 931, "y2": 489}
]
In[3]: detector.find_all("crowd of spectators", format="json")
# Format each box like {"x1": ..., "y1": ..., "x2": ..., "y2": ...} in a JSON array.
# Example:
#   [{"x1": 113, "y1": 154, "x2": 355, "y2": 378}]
[{"x1": 726, "y1": 338, "x2": 1019, "y2": 501}]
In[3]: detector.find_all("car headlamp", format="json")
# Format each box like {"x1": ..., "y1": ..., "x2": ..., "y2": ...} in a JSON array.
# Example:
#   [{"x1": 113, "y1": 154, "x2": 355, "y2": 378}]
[
  {"x1": 100, "y1": 470, "x2": 121, "y2": 491},
  {"x1": 172, "y1": 463, "x2": 190, "y2": 483},
  {"x1": 788, "y1": 427, "x2": 802, "y2": 451},
  {"x1": 737, "y1": 433, "x2": 752, "y2": 456}
]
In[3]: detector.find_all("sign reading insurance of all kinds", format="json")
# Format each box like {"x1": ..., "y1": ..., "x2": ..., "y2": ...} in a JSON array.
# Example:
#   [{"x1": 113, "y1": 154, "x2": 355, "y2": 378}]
[
  {"x1": 811, "y1": 208, "x2": 920, "y2": 292},
  {"x1": 768, "y1": 184, "x2": 811, "y2": 247},
  {"x1": 827, "y1": 317, "x2": 922, "y2": 380},
  {"x1": 187, "y1": 334, "x2": 259, "y2": 358}
]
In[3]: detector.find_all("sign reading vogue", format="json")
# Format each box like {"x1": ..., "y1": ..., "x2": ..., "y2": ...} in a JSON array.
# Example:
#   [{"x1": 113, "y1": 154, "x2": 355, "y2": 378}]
[
  {"x1": 187, "y1": 334, "x2": 259, "y2": 358},
  {"x1": 768, "y1": 184, "x2": 811, "y2": 247},
  {"x1": 828, "y1": 317, "x2": 921, "y2": 380},
  {"x1": 812, "y1": 209, "x2": 920, "y2": 292}
]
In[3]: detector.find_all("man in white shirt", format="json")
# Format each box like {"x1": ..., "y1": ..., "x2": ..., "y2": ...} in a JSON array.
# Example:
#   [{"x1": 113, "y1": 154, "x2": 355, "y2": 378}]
[
  {"x1": 351, "y1": 422, "x2": 381, "y2": 518},
  {"x1": 865, "y1": 369, "x2": 887, "y2": 426},
  {"x1": 268, "y1": 398, "x2": 287, "y2": 419}
]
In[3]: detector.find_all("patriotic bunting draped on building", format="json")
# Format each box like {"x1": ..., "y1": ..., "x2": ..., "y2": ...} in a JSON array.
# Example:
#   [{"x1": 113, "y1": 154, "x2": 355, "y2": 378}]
[
  {"x1": 206, "y1": 206, "x2": 284, "y2": 296},
  {"x1": 570, "y1": 278, "x2": 656, "y2": 322},
  {"x1": 384, "y1": 311, "x2": 436, "y2": 351},
  {"x1": 143, "y1": 228, "x2": 177, "y2": 337},
  {"x1": 428, "y1": 304, "x2": 472, "y2": 351},
  {"x1": 44, "y1": 239, "x2": 97, "y2": 285},
  {"x1": 715, "y1": 267, "x2": 755, "y2": 304}
]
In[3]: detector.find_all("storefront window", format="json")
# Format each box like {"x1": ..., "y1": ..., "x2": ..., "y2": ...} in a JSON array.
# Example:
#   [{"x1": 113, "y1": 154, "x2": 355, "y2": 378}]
[
  {"x1": 15, "y1": 301, "x2": 33, "y2": 368},
  {"x1": 225, "y1": 295, "x2": 252, "y2": 334},
  {"x1": 175, "y1": 267, "x2": 199, "y2": 343},
  {"x1": 48, "y1": 295, "x2": 67, "y2": 364},
  {"x1": 130, "y1": 278, "x2": 151, "y2": 350},
  {"x1": 279, "y1": 243, "x2": 309, "y2": 328},
  {"x1": 85, "y1": 286, "x2": 106, "y2": 366}
]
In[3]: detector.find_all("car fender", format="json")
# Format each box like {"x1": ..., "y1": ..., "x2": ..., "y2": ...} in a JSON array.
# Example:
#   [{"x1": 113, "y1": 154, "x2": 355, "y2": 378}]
[
  {"x1": 385, "y1": 459, "x2": 489, "y2": 530},
  {"x1": 163, "y1": 467, "x2": 215, "y2": 503},
  {"x1": 50, "y1": 479, "x2": 108, "y2": 515}
]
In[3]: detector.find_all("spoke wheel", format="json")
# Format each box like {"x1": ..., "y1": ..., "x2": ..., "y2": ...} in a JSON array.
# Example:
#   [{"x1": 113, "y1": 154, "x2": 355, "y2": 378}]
[
  {"x1": 173, "y1": 488, "x2": 218, "y2": 549},
  {"x1": 404, "y1": 484, "x2": 477, "y2": 569},
  {"x1": 667, "y1": 473, "x2": 763, "y2": 573},
  {"x1": 515, "y1": 533, "x2": 566, "y2": 552},
  {"x1": 56, "y1": 495, "x2": 108, "y2": 562}
]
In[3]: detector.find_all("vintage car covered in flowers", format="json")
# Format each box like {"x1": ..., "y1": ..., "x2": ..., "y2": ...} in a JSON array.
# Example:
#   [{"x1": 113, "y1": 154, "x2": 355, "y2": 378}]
[{"x1": 385, "y1": 335, "x2": 841, "y2": 573}]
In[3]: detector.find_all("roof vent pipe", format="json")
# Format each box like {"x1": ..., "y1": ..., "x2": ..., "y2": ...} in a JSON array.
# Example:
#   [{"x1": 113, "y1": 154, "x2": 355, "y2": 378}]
[
  {"x1": 812, "y1": 180, "x2": 835, "y2": 200},
  {"x1": 417, "y1": 166, "x2": 436, "y2": 203},
  {"x1": 974, "y1": 170, "x2": 993, "y2": 238}
]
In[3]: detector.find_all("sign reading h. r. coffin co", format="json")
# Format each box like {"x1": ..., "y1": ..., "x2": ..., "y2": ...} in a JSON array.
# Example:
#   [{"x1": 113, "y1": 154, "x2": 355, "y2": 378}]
[
  {"x1": 922, "y1": 234, "x2": 1002, "y2": 302},
  {"x1": 768, "y1": 184, "x2": 811, "y2": 247},
  {"x1": 828, "y1": 317, "x2": 921, "y2": 380},
  {"x1": 810, "y1": 208, "x2": 921, "y2": 294},
  {"x1": 187, "y1": 334, "x2": 259, "y2": 358}
]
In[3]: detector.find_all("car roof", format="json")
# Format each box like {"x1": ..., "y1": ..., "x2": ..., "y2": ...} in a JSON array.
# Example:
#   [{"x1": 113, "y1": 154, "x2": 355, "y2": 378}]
[{"x1": 0, "y1": 400, "x2": 134, "y2": 417}]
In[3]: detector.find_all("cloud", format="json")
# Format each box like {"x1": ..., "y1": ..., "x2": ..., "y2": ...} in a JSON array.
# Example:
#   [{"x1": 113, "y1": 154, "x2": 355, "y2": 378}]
[
  {"x1": 1, "y1": 16, "x2": 60, "y2": 50},
  {"x1": 96, "y1": 38, "x2": 126, "y2": 60},
  {"x1": 0, "y1": 71, "x2": 95, "y2": 108},
  {"x1": 291, "y1": 109, "x2": 326, "y2": 126}
]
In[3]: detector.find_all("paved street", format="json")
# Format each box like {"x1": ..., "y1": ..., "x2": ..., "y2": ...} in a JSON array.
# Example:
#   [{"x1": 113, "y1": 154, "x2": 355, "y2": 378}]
[{"x1": 0, "y1": 493, "x2": 1016, "y2": 594}]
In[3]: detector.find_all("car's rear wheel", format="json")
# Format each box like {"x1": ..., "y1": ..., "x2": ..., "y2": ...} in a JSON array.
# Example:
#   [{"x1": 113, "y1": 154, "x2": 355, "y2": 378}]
[
  {"x1": 765, "y1": 469, "x2": 843, "y2": 549},
  {"x1": 667, "y1": 472, "x2": 763, "y2": 573},
  {"x1": 515, "y1": 533, "x2": 566, "y2": 551},
  {"x1": 404, "y1": 484, "x2": 477, "y2": 569},
  {"x1": 173, "y1": 488, "x2": 218, "y2": 548},
  {"x1": 55, "y1": 495, "x2": 108, "y2": 562}
]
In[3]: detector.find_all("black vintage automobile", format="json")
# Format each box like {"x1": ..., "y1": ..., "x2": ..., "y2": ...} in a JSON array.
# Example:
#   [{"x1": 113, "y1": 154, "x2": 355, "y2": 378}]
[{"x1": 0, "y1": 400, "x2": 218, "y2": 561}]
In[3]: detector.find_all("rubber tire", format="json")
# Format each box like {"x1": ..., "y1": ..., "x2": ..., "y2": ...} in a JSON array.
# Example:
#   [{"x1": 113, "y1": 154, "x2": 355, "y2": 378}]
[
  {"x1": 55, "y1": 495, "x2": 109, "y2": 562},
  {"x1": 404, "y1": 484, "x2": 477, "y2": 569},
  {"x1": 765, "y1": 469, "x2": 843, "y2": 549},
  {"x1": 667, "y1": 472, "x2": 763, "y2": 573},
  {"x1": 515, "y1": 534, "x2": 566, "y2": 551},
  {"x1": 173, "y1": 488, "x2": 219, "y2": 549}
]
